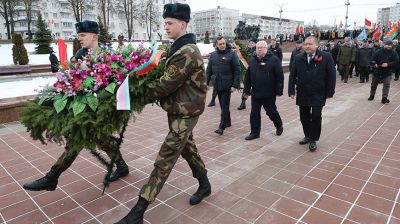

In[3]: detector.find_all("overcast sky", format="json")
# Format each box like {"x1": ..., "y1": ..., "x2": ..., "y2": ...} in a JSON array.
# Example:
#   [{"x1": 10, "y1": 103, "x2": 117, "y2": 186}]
[{"x1": 185, "y1": 0, "x2": 397, "y2": 26}]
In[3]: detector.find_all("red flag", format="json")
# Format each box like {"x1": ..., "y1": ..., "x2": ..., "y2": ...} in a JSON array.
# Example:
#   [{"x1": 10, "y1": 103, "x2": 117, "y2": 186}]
[
  {"x1": 58, "y1": 38, "x2": 68, "y2": 69},
  {"x1": 299, "y1": 26, "x2": 304, "y2": 34},
  {"x1": 295, "y1": 25, "x2": 299, "y2": 34},
  {"x1": 365, "y1": 18, "x2": 371, "y2": 27},
  {"x1": 372, "y1": 29, "x2": 381, "y2": 41}
]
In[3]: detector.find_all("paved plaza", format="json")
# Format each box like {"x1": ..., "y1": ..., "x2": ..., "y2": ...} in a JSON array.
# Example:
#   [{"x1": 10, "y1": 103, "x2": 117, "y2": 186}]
[{"x1": 1, "y1": 73, "x2": 400, "y2": 224}]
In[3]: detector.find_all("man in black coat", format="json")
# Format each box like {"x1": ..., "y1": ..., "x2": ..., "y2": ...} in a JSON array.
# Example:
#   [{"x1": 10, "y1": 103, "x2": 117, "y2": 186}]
[
  {"x1": 289, "y1": 40, "x2": 303, "y2": 72},
  {"x1": 289, "y1": 36, "x2": 336, "y2": 152},
  {"x1": 356, "y1": 40, "x2": 373, "y2": 83},
  {"x1": 269, "y1": 38, "x2": 283, "y2": 63},
  {"x1": 49, "y1": 50, "x2": 59, "y2": 73},
  {"x1": 368, "y1": 40, "x2": 399, "y2": 104},
  {"x1": 244, "y1": 40, "x2": 284, "y2": 140},
  {"x1": 206, "y1": 37, "x2": 241, "y2": 135}
]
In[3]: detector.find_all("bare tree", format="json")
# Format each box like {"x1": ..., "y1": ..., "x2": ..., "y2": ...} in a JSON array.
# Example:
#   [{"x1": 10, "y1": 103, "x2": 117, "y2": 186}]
[
  {"x1": 0, "y1": 0, "x2": 17, "y2": 39},
  {"x1": 98, "y1": 0, "x2": 112, "y2": 32},
  {"x1": 67, "y1": 0, "x2": 84, "y2": 22},
  {"x1": 139, "y1": 0, "x2": 160, "y2": 41},
  {"x1": 116, "y1": 0, "x2": 139, "y2": 41},
  {"x1": 23, "y1": 0, "x2": 34, "y2": 41}
]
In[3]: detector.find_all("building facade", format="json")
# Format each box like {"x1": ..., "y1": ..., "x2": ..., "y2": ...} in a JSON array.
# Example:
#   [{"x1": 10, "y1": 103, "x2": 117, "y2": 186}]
[
  {"x1": 191, "y1": 7, "x2": 304, "y2": 41},
  {"x1": 241, "y1": 13, "x2": 303, "y2": 40},
  {"x1": 0, "y1": 0, "x2": 185, "y2": 40},
  {"x1": 192, "y1": 7, "x2": 240, "y2": 40},
  {"x1": 377, "y1": 3, "x2": 400, "y2": 25}
]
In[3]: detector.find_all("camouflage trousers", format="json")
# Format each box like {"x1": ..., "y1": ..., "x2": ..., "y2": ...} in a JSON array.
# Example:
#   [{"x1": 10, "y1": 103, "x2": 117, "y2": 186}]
[
  {"x1": 139, "y1": 115, "x2": 207, "y2": 203},
  {"x1": 46, "y1": 138, "x2": 122, "y2": 179}
]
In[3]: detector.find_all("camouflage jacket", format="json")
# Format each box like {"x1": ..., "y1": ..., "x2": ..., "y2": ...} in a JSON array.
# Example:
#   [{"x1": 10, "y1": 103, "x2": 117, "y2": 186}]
[{"x1": 146, "y1": 33, "x2": 207, "y2": 117}]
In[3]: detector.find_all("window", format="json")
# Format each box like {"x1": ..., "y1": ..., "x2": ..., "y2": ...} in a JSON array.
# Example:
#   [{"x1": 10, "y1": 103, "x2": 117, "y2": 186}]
[
  {"x1": 43, "y1": 2, "x2": 47, "y2": 7},
  {"x1": 143, "y1": 33, "x2": 146, "y2": 39},
  {"x1": 53, "y1": 13, "x2": 58, "y2": 18},
  {"x1": 54, "y1": 23, "x2": 59, "y2": 28},
  {"x1": 135, "y1": 33, "x2": 138, "y2": 39},
  {"x1": 62, "y1": 22, "x2": 73, "y2": 28},
  {"x1": 44, "y1": 12, "x2": 48, "y2": 18},
  {"x1": 19, "y1": 22, "x2": 27, "y2": 27},
  {"x1": 61, "y1": 13, "x2": 70, "y2": 19}
]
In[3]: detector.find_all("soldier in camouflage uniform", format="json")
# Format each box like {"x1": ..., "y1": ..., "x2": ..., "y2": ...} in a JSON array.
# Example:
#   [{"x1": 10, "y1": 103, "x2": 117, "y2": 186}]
[
  {"x1": 116, "y1": 3, "x2": 211, "y2": 224},
  {"x1": 22, "y1": 21, "x2": 129, "y2": 192}
]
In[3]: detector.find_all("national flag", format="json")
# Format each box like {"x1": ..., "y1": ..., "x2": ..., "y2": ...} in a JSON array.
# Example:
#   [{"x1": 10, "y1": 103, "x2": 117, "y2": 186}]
[
  {"x1": 364, "y1": 18, "x2": 371, "y2": 29},
  {"x1": 116, "y1": 76, "x2": 131, "y2": 110},
  {"x1": 299, "y1": 26, "x2": 304, "y2": 34},
  {"x1": 295, "y1": 24, "x2": 299, "y2": 34},
  {"x1": 357, "y1": 29, "x2": 367, "y2": 41},
  {"x1": 232, "y1": 43, "x2": 248, "y2": 69},
  {"x1": 57, "y1": 38, "x2": 68, "y2": 69},
  {"x1": 368, "y1": 23, "x2": 376, "y2": 34},
  {"x1": 372, "y1": 29, "x2": 381, "y2": 41},
  {"x1": 385, "y1": 23, "x2": 399, "y2": 40}
]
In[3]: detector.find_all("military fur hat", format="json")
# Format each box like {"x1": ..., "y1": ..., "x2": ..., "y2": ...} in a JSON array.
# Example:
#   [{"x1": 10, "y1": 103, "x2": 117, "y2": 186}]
[
  {"x1": 163, "y1": 3, "x2": 191, "y2": 22},
  {"x1": 75, "y1": 21, "x2": 99, "y2": 34}
]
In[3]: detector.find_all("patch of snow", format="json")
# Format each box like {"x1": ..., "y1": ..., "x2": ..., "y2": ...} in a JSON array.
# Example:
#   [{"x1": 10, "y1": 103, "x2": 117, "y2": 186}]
[
  {"x1": 0, "y1": 76, "x2": 56, "y2": 99},
  {"x1": 0, "y1": 42, "x2": 216, "y2": 66}
]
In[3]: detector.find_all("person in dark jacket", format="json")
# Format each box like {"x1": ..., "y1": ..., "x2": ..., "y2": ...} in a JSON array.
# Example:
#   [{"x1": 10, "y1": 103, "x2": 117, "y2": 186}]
[
  {"x1": 368, "y1": 40, "x2": 399, "y2": 104},
  {"x1": 288, "y1": 36, "x2": 336, "y2": 152},
  {"x1": 244, "y1": 40, "x2": 284, "y2": 140},
  {"x1": 49, "y1": 50, "x2": 59, "y2": 73},
  {"x1": 269, "y1": 38, "x2": 283, "y2": 62},
  {"x1": 206, "y1": 37, "x2": 241, "y2": 135},
  {"x1": 329, "y1": 41, "x2": 340, "y2": 68},
  {"x1": 289, "y1": 40, "x2": 303, "y2": 71},
  {"x1": 356, "y1": 40, "x2": 373, "y2": 83},
  {"x1": 393, "y1": 39, "x2": 400, "y2": 81}
]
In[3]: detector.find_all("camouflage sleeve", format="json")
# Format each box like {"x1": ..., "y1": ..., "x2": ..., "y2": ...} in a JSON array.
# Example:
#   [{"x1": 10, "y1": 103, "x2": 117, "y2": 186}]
[{"x1": 145, "y1": 54, "x2": 189, "y2": 103}]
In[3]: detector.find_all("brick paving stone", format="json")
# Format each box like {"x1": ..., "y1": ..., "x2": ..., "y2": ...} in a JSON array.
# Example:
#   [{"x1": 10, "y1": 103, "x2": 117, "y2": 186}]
[{"x1": 1, "y1": 74, "x2": 400, "y2": 223}]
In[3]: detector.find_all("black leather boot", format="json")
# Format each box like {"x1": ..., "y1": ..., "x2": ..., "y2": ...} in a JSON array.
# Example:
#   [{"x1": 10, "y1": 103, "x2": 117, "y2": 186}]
[
  {"x1": 109, "y1": 158, "x2": 129, "y2": 182},
  {"x1": 115, "y1": 196, "x2": 149, "y2": 224},
  {"x1": 23, "y1": 170, "x2": 59, "y2": 191},
  {"x1": 237, "y1": 100, "x2": 246, "y2": 110},
  {"x1": 190, "y1": 175, "x2": 211, "y2": 205}
]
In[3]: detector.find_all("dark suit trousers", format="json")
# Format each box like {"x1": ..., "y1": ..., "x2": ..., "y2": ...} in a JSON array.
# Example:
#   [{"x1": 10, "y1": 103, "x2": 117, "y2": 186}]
[
  {"x1": 217, "y1": 89, "x2": 231, "y2": 129},
  {"x1": 299, "y1": 106, "x2": 323, "y2": 141},
  {"x1": 250, "y1": 97, "x2": 282, "y2": 135}
]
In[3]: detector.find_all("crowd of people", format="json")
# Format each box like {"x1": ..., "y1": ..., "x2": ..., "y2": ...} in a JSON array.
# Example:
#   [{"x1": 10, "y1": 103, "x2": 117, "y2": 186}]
[
  {"x1": 312, "y1": 36, "x2": 399, "y2": 104},
  {"x1": 20, "y1": 2, "x2": 400, "y2": 223}
]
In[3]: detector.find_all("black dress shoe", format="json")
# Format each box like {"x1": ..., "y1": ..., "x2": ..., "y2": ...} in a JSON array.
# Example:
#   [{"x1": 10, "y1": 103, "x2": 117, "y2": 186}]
[
  {"x1": 23, "y1": 176, "x2": 58, "y2": 191},
  {"x1": 214, "y1": 129, "x2": 223, "y2": 135},
  {"x1": 309, "y1": 141, "x2": 317, "y2": 152},
  {"x1": 381, "y1": 97, "x2": 390, "y2": 104},
  {"x1": 237, "y1": 101, "x2": 246, "y2": 110},
  {"x1": 299, "y1": 137, "x2": 310, "y2": 145},
  {"x1": 245, "y1": 134, "x2": 260, "y2": 140},
  {"x1": 368, "y1": 95, "x2": 374, "y2": 101},
  {"x1": 207, "y1": 101, "x2": 215, "y2": 107},
  {"x1": 276, "y1": 126, "x2": 283, "y2": 136}
]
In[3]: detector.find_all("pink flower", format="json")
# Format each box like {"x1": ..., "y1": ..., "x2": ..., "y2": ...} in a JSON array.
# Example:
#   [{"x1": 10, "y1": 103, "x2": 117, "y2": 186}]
[{"x1": 116, "y1": 72, "x2": 125, "y2": 83}]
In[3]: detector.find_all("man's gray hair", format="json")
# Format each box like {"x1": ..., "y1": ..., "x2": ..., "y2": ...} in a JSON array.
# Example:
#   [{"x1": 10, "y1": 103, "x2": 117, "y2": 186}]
[{"x1": 305, "y1": 36, "x2": 318, "y2": 45}]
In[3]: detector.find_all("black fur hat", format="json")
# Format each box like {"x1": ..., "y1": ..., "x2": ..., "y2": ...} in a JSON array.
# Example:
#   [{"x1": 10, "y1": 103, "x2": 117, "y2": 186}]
[
  {"x1": 163, "y1": 3, "x2": 191, "y2": 22},
  {"x1": 75, "y1": 21, "x2": 99, "y2": 34}
]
